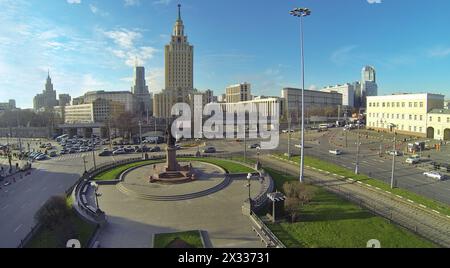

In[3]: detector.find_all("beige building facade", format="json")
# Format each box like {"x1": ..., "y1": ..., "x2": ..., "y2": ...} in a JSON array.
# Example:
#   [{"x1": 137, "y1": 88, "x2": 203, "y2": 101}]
[
  {"x1": 226, "y1": 83, "x2": 251, "y2": 103},
  {"x1": 367, "y1": 93, "x2": 449, "y2": 140},
  {"x1": 64, "y1": 99, "x2": 125, "y2": 124},
  {"x1": 154, "y1": 4, "x2": 195, "y2": 118}
]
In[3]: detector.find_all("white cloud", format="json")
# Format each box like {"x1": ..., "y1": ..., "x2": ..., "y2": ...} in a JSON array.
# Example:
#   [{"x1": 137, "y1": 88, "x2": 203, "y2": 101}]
[
  {"x1": 153, "y1": 0, "x2": 172, "y2": 5},
  {"x1": 89, "y1": 4, "x2": 109, "y2": 16},
  {"x1": 428, "y1": 47, "x2": 450, "y2": 58},
  {"x1": 103, "y1": 29, "x2": 142, "y2": 49},
  {"x1": 124, "y1": 0, "x2": 140, "y2": 6},
  {"x1": 67, "y1": 0, "x2": 81, "y2": 4},
  {"x1": 330, "y1": 45, "x2": 358, "y2": 65},
  {"x1": 102, "y1": 28, "x2": 158, "y2": 67},
  {"x1": 367, "y1": 0, "x2": 382, "y2": 4}
]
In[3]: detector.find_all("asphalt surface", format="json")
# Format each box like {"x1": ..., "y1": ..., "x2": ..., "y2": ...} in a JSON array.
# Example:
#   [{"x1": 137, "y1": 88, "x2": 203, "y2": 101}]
[{"x1": 1, "y1": 130, "x2": 449, "y2": 248}]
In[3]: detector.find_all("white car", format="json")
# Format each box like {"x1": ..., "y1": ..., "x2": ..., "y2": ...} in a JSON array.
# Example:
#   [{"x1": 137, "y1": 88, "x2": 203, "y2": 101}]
[
  {"x1": 406, "y1": 158, "x2": 420, "y2": 164},
  {"x1": 112, "y1": 148, "x2": 127, "y2": 155},
  {"x1": 423, "y1": 171, "x2": 446, "y2": 181},
  {"x1": 329, "y1": 149, "x2": 342, "y2": 155}
]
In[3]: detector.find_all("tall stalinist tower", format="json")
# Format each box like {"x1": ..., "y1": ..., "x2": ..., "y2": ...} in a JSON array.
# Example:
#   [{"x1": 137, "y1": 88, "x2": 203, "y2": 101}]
[{"x1": 154, "y1": 4, "x2": 196, "y2": 118}]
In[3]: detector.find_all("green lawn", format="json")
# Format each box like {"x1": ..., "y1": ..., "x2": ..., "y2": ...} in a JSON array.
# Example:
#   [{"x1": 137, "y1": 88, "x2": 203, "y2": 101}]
[
  {"x1": 153, "y1": 231, "x2": 203, "y2": 248},
  {"x1": 94, "y1": 160, "x2": 162, "y2": 181},
  {"x1": 26, "y1": 196, "x2": 97, "y2": 248},
  {"x1": 265, "y1": 168, "x2": 437, "y2": 248},
  {"x1": 179, "y1": 157, "x2": 255, "y2": 174},
  {"x1": 274, "y1": 154, "x2": 450, "y2": 216},
  {"x1": 95, "y1": 158, "x2": 254, "y2": 181}
]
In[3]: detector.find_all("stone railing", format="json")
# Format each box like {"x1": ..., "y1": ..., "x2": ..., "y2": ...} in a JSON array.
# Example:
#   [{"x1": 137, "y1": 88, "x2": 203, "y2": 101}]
[{"x1": 249, "y1": 212, "x2": 286, "y2": 248}]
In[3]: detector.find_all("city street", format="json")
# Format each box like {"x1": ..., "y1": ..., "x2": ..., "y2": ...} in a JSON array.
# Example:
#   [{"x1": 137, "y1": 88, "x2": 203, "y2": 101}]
[{"x1": 1, "y1": 128, "x2": 449, "y2": 247}]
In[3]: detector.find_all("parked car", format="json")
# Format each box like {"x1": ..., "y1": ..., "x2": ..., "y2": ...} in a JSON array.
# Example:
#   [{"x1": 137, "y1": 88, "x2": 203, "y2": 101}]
[
  {"x1": 49, "y1": 151, "x2": 57, "y2": 157},
  {"x1": 174, "y1": 144, "x2": 181, "y2": 150},
  {"x1": 406, "y1": 157, "x2": 420, "y2": 164},
  {"x1": 99, "y1": 151, "x2": 112, "y2": 157},
  {"x1": 423, "y1": 171, "x2": 446, "y2": 181},
  {"x1": 113, "y1": 148, "x2": 127, "y2": 155},
  {"x1": 35, "y1": 154, "x2": 48, "y2": 161},
  {"x1": 203, "y1": 147, "x2": 217, "y2": 153},
  {"x1": 248, "y1": 143, "x2": 261, "y2": 149},
  {"x1": 388, "y1": 150, "x2": 403, "y2": 156},
  {"x1": 150, "y1": 146, "x2": 161, "y2": 152},
  {"x1": 329, "y1": 149, "x2": 342, "y2": 155}
]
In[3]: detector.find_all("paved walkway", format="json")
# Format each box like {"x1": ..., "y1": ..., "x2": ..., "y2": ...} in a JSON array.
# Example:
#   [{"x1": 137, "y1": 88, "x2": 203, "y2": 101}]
[{"x1": 96, "y1": 172, "x2": 264, "y2": 248}]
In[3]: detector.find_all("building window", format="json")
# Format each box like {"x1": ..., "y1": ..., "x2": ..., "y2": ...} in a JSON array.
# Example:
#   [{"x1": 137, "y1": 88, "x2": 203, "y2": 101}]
[
  {"x1": 387, "y1": 102, "x2": 390, "y2": 107},
  {"x1": 419, "y1": 127, "x2": 422, "y2": 132},
  {"x1": 438, "y1": 117, "x2": 441, "y2": 122},
  {"x1": 420, "y1": 115, "x2": 423, "y2": 121},
  {"x1": 438, "y1": 130, "x2": 441, "y2": 135},
  {"x1": 409, "y1": 102, "x2": 412, "y2": 107},
  {"x1": 414, "y1": 102, "x2": 417, "y2": 107},
  {"x1": 414, "y1": 126, "x2": 417, "y2": 132},
  {"x1": 397, "y1": 102, "x2": 400, "y2": 107},
  {"x1": 387, "y1": 114, "x2": 390, "y2": 119},
  {"x1": 420, "y1": 102, "x2": 423, "y2": 108},
  {"x1": 382, "y1": 102, "x2": 385, "y2": 107},
  {"x1": 402, "y1": 102, "x2": 405, "y2": 107},
  {"x1": 429, "y1": 116, "x2": 432, "y2": 122},
  {"x1": 402, "y1": 114, "x2": 405, "y2": 120},
  {"x1": 414, "y1": 115, "x2": 417, "y2": 120},
  {"x1": 409, "y1": 115, "x2": 412, "y2": 120},
  {"x1": 447, "y1": 117, "x2": 450, "y2": 123}
]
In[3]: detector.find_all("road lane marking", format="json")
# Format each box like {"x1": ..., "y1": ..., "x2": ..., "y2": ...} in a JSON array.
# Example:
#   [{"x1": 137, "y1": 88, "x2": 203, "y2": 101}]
[
  {"x1": 407, "y1": 199, "x2": 414, "y2": 203},
  {"x1": 14, "y1": 224, "x2": 23, "y2": 233}
]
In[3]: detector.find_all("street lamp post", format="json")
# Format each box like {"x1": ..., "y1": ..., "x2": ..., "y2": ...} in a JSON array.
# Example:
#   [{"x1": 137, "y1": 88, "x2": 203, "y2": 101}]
[
  {"x1": 390, "y1": 124, "x2": 397, "y2": 189},
  {"x1": 287, "y1": 114, "x2": 292, "y2": 160},
  {"x1": 290, "y1": 7, "x2": 311, "y2": 183},
  {"x1": 246, "y1": 173, "x2": 252, "y2": 210},
  {"x1": 91, "y1": 133, "x2": 96, "y2": 170},
  {"x1": 355, "y1": 124, "x2": 361, "y2": 175},
  {"x1": 82, "y1": 155, "x2": 87, "y2": 174},
  {"x1": 139, "y1": 121, "x2": 143, "y2": 159},
  {"x1": 244, "y1": 126, "x2": 248, "y2": 163}
]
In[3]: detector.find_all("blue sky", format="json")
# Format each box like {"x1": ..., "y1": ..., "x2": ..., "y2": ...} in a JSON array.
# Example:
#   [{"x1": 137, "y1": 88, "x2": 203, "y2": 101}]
[{"x1": 1, "y1": 0, "x2": 450, "y2": 108}]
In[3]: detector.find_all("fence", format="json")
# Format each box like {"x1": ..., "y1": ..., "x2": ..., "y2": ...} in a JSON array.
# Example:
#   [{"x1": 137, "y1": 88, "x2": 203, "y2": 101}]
[{"x1": 249, "y1": 212, "x2": 285, "y2": 248}]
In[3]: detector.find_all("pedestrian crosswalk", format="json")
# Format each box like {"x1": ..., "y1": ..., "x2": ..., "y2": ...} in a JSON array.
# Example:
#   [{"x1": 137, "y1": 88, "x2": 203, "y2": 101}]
[{"x1": 52, "y1": 153, "x2": 92, "y2": 162}]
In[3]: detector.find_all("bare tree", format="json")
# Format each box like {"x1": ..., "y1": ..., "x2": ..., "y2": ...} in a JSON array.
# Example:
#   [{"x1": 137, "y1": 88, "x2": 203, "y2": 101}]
[
  {"x1": 283, "y1": 181, "x2": 316, "y2": 222},
  {"x1": 34, "y1": 195, "x2": 71, "y2": 230}
]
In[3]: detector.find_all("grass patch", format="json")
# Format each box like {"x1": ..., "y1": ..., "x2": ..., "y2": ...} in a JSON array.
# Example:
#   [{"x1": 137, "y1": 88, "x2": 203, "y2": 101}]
[
  {"x1": 265, "y1": 168, "x2": 437, "y2": 248},
  {"x1": 153, "y1": 231, "x2": 203, "y2": 248},
  {"x1": 274, "y1": 154, "x2": 450, "y2": 216},
  {"x1": 180, "y1": 157, "x2": 255, "y2": 174},
  {"x1": 26, "y1": 196, "x2": 97, "y2": 248},
  {"x1": 94, "y1": 160, "x2": 162, "y2": 181}
]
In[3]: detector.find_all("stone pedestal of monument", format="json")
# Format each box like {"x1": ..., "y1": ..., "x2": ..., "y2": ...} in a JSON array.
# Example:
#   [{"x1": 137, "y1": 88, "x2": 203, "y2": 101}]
[{"x1": 150, "y1": 125, "x2": 196, "y2": 184}]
